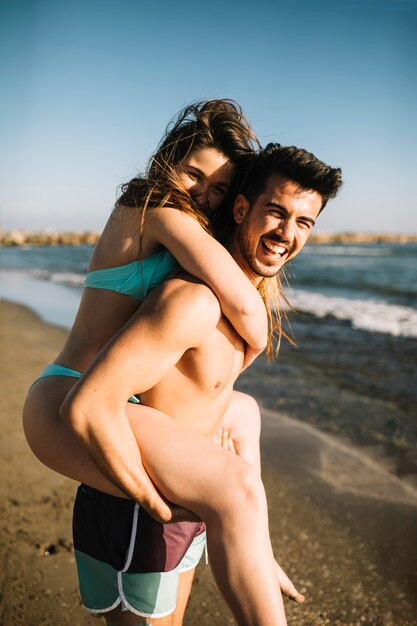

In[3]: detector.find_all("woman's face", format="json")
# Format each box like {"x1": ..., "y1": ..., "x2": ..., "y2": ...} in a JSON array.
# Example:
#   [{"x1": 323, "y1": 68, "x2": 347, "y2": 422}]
[{"x1": 175, "y1": 148, "x2": 235, "y2": 212}]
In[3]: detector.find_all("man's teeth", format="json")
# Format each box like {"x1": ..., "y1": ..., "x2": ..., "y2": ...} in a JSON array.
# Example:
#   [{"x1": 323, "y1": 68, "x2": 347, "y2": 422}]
[{"x1": 262, "y1": 241, "x2": 287, "y2": 256}]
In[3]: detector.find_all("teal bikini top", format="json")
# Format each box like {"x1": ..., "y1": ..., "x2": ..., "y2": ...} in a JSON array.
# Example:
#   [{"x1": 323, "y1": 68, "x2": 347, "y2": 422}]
[{"x1": 84, "y1": 248, "x2": 179, "y2": 301}]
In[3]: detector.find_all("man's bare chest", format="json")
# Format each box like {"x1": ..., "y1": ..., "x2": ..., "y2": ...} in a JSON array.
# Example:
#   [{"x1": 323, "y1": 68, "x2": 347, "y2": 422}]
[{"x1": 140, "y1": 316, "x2": 244, "y2": 420}]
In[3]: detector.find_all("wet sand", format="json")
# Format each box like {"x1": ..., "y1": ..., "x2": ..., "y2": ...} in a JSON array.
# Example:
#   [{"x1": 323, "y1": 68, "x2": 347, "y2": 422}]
[{"x1": 1, "y1": 300, "x2": 416, "y2": 625}]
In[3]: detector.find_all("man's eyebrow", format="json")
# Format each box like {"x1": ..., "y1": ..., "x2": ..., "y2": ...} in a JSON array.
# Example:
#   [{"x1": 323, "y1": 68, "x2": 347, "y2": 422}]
[{"x1": 266, "y1": 202, "x2": 316, "y2": 226}]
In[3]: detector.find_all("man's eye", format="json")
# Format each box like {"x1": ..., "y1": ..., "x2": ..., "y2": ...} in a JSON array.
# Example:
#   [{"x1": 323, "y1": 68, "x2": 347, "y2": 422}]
[
  {"x1": 299, "y1": 220, "x2": 312, "y2": 230},
  {"x1": 212, "y1": 185, "x2": 226, "y2": 195}
]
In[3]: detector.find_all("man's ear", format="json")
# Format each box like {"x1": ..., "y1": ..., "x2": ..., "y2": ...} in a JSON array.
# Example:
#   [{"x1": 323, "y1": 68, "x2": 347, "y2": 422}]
[{"x1": 233, "y1": 195, "x2": 250, "y2": 224}]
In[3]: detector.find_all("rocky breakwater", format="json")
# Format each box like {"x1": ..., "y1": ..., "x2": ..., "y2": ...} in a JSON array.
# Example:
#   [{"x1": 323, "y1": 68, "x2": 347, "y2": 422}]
[
  {"x1": 309, "y1": 232, "x2": 417, "y2": 244},
  {"x1": 1, "y1": 229, "x2": 417, "y2": 247},
  {"x1": 1, "y1": 230, "x2": 101, "y2": 246}
]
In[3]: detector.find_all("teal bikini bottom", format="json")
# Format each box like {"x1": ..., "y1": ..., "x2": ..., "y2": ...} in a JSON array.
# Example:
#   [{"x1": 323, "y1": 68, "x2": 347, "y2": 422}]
[{"x1": 33, "y1": 363, "x2": 140, "y2": 404}]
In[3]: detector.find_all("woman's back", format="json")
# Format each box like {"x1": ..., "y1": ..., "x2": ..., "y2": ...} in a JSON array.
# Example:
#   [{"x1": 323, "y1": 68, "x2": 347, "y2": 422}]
[{"x1": 55, "y1": 205, "x2": 177, "y2": 371}]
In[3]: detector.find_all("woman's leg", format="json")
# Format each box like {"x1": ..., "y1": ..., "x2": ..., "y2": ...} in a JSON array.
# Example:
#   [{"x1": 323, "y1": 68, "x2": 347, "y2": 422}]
[
  {"x1": 220, "y1": 391, "x2": 305, "y2": 605},
  {"x1": 23, "y1": 379, "x2": 286, "y2": 624},
  {"x1": 124, "y1": 403, "x2": 286, "y2": 626},
  {"x1": 23, "y1": 378, "x2": 126, "y2": 497}
]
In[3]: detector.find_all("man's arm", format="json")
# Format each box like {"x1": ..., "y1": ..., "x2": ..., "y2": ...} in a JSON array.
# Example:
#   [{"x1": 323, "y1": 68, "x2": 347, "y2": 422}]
[{"x1": 60, "y1": 277, "x2": 221, "y2": 513}]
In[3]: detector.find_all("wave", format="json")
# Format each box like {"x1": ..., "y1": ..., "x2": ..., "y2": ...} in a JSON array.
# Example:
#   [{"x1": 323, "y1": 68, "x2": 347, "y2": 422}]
[
  {"x1": 4, "y1": 268, "x2": 85, "y2": 288},
  {"x1": 289, "y1": 289, "x2": 417, "y2": 338},
  {"x1": 49, "y1": 272, "x2": 85, "y2": 287},
  {"x1": 3, "y1": 267, "x2": 416, "y2": 339}
]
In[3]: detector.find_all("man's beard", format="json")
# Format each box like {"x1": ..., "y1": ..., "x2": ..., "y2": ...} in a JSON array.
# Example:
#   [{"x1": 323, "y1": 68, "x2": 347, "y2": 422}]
[{"x1": 238, "y1": 223, "x2": 291, "y2": 278}]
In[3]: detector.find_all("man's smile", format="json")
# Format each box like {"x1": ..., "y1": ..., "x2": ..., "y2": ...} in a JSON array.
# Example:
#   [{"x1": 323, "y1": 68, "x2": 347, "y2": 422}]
[{"x1": 260, "y1": 238, "x2": 290, "y2": 261}]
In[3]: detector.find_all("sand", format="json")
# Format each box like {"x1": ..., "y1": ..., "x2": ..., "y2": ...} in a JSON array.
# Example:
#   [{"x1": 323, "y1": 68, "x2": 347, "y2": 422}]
[{"x1": 1, "y1": 299, "x2": 416, "y2": 625}]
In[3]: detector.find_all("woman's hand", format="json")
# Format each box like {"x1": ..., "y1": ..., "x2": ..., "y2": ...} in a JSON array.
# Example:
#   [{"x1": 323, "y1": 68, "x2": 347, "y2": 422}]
[
  {"x1": 275, "y1": 560, "x2": 305, "y2": 604},
  {"x1": 242, "y1": 344, "x2": 262, "y2": 370}
]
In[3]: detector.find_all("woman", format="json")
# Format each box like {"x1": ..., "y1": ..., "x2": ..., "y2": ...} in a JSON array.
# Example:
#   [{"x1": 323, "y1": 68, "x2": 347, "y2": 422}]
[{"x1": 23, "y1": 100, "x2": 300, "y2": 625}]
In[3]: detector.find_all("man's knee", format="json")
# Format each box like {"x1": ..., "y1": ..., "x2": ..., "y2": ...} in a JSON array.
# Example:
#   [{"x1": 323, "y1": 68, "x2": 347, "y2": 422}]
[
  {"x1": 242, "y1": 393, "x2": 261, "y2": 432},
  {"x1": 234, "y1": 392, "x2": 261, "y2": 437}
]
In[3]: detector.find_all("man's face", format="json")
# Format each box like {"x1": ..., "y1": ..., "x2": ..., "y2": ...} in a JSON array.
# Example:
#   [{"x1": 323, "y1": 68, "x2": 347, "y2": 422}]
[{"x1": 232, "y1": 173, "x2": 322, "y2": 283}]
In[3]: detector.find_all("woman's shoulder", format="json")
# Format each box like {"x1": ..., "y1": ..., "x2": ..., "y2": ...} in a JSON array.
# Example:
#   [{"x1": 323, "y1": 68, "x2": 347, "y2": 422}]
[{"x1": 88, "y1": 204, "x2": 159, "y2": 271}]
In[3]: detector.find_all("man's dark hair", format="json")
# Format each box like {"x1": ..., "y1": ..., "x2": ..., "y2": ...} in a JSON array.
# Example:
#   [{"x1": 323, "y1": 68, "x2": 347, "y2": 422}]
[
  {"x1": 237, "y1": 142, "x2": 342, "y2": 211},
  {"x1": 218, "y1": 143, "x2": 342, "y2": 359}
]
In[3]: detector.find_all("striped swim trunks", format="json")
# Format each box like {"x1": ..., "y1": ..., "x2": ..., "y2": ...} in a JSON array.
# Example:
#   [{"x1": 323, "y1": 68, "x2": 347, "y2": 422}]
[{"x1": 73, "y1": 484, "x2": 206, "y2": 618}]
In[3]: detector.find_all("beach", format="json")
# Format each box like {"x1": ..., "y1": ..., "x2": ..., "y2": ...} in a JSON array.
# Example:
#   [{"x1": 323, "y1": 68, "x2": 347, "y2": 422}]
[{"x1": 1, "y1": 298, "x2": 416, "y2": 625}]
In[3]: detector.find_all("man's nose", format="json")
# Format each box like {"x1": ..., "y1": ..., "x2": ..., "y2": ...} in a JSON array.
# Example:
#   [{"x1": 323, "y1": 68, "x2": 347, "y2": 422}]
[{"x1": 275, "y1": 218, "x2": 294, "y2": 241}]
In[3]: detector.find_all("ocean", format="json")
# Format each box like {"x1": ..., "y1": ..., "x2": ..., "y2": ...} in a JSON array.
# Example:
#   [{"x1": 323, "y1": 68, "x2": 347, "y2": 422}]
[{"x1": 2, "y1": 242, "x2": 417, "y2": 483}]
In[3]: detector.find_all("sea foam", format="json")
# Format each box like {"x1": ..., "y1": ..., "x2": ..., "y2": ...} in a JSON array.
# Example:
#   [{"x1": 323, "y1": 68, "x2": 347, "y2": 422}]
[
  {"x1": 289, "y1": 289, "x2": 417, "y2": 338},
  {"x1": 8, "y1": 268, "x2": 85, "y2": 288}
]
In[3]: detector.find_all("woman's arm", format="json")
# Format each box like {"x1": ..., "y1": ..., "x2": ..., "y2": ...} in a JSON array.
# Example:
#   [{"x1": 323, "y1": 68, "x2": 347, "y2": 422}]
[{"x1": 145, "y1": 208, "x2": 267, "y2": 366}]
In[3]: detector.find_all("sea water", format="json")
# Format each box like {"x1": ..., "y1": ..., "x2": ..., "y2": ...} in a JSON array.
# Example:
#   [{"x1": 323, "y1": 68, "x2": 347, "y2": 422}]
[{"x1": 2, "y1": 242, "x2": 416, "y2": 478}]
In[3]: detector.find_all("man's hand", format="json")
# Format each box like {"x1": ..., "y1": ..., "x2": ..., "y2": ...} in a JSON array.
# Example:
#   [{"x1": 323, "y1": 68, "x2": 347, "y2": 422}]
[
  {"x1": 167, "y1": 503, "x2": 201, "y2": 524},
  {"x1": 144, "y1": 495, "x2": 199, "y2": 524},
  {"x1": 137, "y1": 481, "x2": 177, "y2": 523},
  {"x1": 214, "y1": 427, "x2": 237, "y2": 454},
  {"x1": 94, "y1": 455, "x2": 199, "y2": 524}
]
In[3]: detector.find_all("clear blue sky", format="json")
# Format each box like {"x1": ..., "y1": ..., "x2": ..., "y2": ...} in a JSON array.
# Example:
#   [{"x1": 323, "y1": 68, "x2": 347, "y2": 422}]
[{"x1": 1, "y1": 0, "x2": 416, "y2": 233}]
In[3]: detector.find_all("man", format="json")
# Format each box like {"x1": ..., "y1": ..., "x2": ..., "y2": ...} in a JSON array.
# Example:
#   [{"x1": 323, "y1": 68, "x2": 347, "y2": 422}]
[{"x1": 62, "y1": 144, "x2": 342, "y2": 626}]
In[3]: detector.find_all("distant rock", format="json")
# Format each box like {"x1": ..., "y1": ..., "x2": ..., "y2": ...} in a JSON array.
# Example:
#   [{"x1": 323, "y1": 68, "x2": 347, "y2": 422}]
[
  {"x1": 1, "y1": 229, "x2": 416, "y2": 247},
  {"x1": 2, "y1": 230, "x2": 27, "y2": 246},
  {"x1": 308, "y1": 232, "x2": 417, "y2": 244},
  {"x1": 1, "y1": 230, "x2": 101, "y2": 246}
]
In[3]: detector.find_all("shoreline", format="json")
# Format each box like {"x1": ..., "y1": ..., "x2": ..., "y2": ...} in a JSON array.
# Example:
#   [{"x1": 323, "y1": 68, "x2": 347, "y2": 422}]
[{"x1": 1, "y1": 299, "x2": 416, "y2": 625}]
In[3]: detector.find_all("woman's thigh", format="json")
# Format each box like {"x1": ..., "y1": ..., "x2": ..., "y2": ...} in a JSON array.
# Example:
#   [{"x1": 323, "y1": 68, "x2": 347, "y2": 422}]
[
  {"x1": 23, "y1": 378, "x2": 127, "y2": 495},
  {"x1": 23, "y1": 378, "x2": 257, "y2": 517},
  {"x1": 124, "y1": 401, "x2": 257, "y2": 520}
]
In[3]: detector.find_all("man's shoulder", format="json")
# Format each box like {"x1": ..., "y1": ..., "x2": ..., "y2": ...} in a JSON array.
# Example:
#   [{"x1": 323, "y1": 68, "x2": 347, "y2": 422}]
[
  {"x1": 162, "y1": 275, "x2": 221, "y2": 317},
  {"x1": 142, "y1": 274, "x2": 222, "y2": 339}
]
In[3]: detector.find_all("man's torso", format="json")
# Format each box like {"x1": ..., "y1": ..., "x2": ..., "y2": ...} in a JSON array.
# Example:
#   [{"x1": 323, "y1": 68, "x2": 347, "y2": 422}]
[{"x1": 139, "y1": 275, "x2": 245, "y2": 438}]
